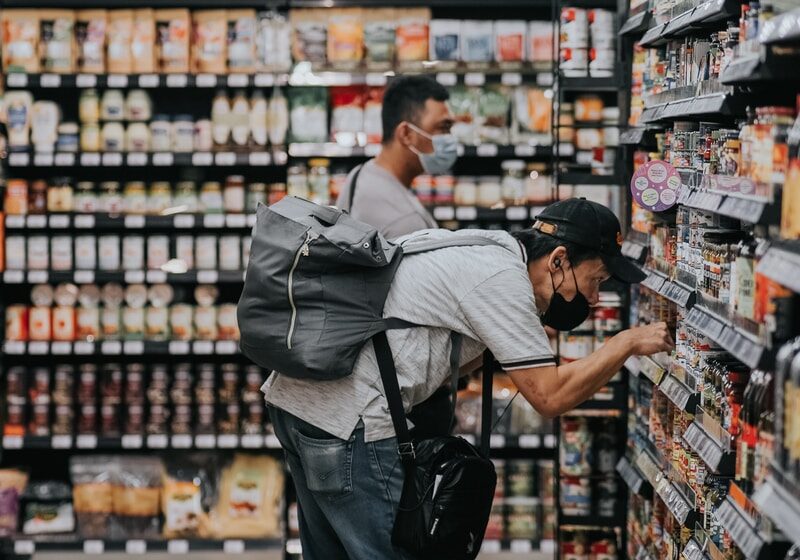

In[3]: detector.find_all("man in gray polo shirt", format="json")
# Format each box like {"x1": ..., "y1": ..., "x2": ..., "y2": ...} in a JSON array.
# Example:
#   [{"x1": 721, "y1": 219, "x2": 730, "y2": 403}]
[{"x1": 264, "y1": 198, "x2": 674, "y2": 560}]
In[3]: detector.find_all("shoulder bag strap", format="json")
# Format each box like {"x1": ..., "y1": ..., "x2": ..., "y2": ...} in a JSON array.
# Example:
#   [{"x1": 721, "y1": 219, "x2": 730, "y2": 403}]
[
  {"x1": 480, "y1": 350, "x2": 494, "y2": 458},
  {"x1": 347, "y1": 164, "x2": 365, "y2": 212}
]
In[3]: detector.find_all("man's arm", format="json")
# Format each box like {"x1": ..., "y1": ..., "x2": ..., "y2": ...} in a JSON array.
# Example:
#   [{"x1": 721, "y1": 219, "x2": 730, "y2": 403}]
[{"x1": 509, "y1": 322, "x2": 673, "y2": 418}]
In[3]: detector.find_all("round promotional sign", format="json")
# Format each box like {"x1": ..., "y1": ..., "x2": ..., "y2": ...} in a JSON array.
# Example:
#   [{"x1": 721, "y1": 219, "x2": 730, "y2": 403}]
[{"x1": 630, "y1": 160, "x2": 681, "y2": 212}]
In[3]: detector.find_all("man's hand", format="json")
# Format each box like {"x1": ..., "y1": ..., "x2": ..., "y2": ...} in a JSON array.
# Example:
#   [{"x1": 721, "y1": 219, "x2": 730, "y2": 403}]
[{"x1": 626, "y1": 322, "x2": 674, "y2": 356}]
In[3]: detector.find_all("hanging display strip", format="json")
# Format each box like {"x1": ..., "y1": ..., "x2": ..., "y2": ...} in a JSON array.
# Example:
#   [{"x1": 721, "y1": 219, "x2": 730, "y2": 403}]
[
  {"x1": 681, "y1": 539, "x2": 711, "y2": 560},
  {"x1": 655, "y1": 473, "x2": 699, "y2": 528},
  {"x1": 618, "y1": 10, "x2": 651, "y2": 36},
  {"x1": 753, "y1": 471, "x2": 800, "y2": 548},
  {"x1": 634, "y1": 450, "x2": 662, "y2": 490},
  {"x1": 713, "y1": 497, "x2": 788, "y2": 560},
  {"x1": 759, "y1": 7, "x2": 800, "y2": 44},
  {"x1": 682, "y1": 420, "x2": 735, "y2": 475},
  {"x1": 757, "y1": 244, "x2": 800, "y2": 293},
  {"x1": 616, "y1": 456, "x2": 653, "y2": 498},
  {"x1": 659, "y1": 374, "x2": 698, "y2": 413}
]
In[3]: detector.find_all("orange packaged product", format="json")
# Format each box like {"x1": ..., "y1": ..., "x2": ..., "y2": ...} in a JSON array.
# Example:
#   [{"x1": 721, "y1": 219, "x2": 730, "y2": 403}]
[
  {"x1": 4, "y1": 180, "x2": 29, "y2": 215},
  {"x1": 53, "y1": 307, "x2": 76, "y2": 341},
  {"x1": 327, "y1": 8, "x2": 363, "y2": 68},
  {"x1": 29, "y1": 307, "x2": 52, "y2": 341},
  {"x1": 132, "y1": 9, "x2": 156, "y2": 74},
  {"x1": 2, "y1": 10, "x2": 40, "y2": 73},
  {"x1": 6, "y1": 306, "x2": 29, "y2": 341},
  {"x1": 192, "y1": 10, "x2": 227, "y2": 74},
  {"x1": 395, "y1": 8, "x2": 430, "y2": 63},
  {"x1": 782, "y1": 158, "x2": 800, "y2": 239},
  {"x1": 107, "y1": 10, "x2": 133, "y2": 74},
  {"x1": 156, "y1": 9, "x2": 191, "y2": 74}
]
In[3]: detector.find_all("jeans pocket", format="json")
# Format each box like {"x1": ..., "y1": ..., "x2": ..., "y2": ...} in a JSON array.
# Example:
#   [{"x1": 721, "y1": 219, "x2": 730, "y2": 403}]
[{"x1": 293, "y1": 429, "x2": 354, "y2": 499}]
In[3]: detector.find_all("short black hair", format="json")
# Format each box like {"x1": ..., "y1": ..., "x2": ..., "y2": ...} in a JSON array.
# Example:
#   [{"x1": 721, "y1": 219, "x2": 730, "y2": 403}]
[
  {"x1": 512, "y1": 229, "x2": 604, "y2": 266},
  {"x1": 382, "y1": 75, "x2": 449, "y2": 144}
]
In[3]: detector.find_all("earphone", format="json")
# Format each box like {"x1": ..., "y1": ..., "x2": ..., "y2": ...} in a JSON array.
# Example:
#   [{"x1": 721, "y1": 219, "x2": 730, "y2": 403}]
[{"x1": 554, "y1": 258, "x2": 562, "y2": 268}]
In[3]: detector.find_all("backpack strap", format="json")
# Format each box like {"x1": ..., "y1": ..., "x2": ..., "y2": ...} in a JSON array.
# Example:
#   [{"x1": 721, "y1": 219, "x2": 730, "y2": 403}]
[
  {"x1": 347, "y1": 164, "x2": 365, "y2": 212},
  {"x1": 480, "y1": 350, "x2": 494, "y2": 458},
  {"x1": 401, "y1": 235, "x2": 508, "y2": 256}
]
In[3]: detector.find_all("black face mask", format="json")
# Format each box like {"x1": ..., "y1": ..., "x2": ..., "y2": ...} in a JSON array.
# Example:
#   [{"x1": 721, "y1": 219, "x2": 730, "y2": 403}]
[{"x1": 541, "y1": 264, "x2": 591, "y2": 331}]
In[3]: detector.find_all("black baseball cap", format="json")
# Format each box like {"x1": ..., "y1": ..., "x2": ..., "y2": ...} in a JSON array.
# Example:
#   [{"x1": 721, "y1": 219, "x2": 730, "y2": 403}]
[{"x1": 533, "y1": 198, "x2": 646, "y2": 284}]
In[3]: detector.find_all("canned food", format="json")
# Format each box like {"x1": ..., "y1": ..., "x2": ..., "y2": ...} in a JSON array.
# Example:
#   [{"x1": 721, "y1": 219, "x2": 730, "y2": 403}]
[
  {"x1": 75, "y1": 236, "x2": 97, "y2": 270},
  {"x1": 170, "y1": 304, "x2": 194, "y2": 340},
  {"x1": 219, "y1": 236, "x2": 241, "y2": 271},
  {"x1": 147, "y1": 236, "x2": 170, "y2": 270},
  {"x1": 123, "y1": 307, "x2": 145, "y2": 339},
  {"x1": 51, "y1": 236, "x2": 73, "y2": 271},
  {"x1": 560, "y1": 8, "x2": 588, "y2": 48},
  {"x1": 52, "y1": 307, "x2": 76, "y2": 341},
  {"x1": 98, "y1": 235, "x2": 121, "y2": 271},
  {"x1": 195, "y1": 236, "x2": 218, "y2": 270},
  {"x1": 194, "y1": 306, "x2": 218, "y2": 340},
  {"x1": 218, "y1": 304, "x2": 239, "y2": 340},
  {"x1": 77, "y1": 307, "x2": 101, "y2": 340},
  {"x1": 29, "y1": 307, "x2": 52, "y2": 341},
  {"x1": 175, "y1": 236, "x2": 195, "y2": 269},
  {"x1": 27, "y1": 236, "x2": 50, "y2": 270},
  {"x1": 589, "y1": 48, "x2": 615, "y2": 77},
  {"x1": 559, "y1": 47, "x2": 588, "y2": 77},
  {"x1": 122, "y1": 236, "x2": 145, "y2": 270},
  {"x1": 146, "y1": 307, "x2": 170, "y2": 340}
]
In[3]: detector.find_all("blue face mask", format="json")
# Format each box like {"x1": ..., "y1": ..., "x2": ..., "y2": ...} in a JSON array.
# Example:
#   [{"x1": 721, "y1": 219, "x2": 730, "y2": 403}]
[{"x1": 407, "y1": 123, "x2": 458, "y2": 175}]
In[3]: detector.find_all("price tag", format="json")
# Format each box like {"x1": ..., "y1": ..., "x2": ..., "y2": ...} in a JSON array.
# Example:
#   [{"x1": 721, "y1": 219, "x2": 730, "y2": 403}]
[
  {"x1": 4, "y1": 270, "x2": 24, "y2": 284},
  {"x1": 196, "y1": 73, "x2": 217, "y2": 87},
  {"x1": 3, "y1": 436, "x2": 23, "y2": 449},
  {"x1": 51, "y1": 342, "x2": 71, "y2": 355},
  {"x1": 6, "y1": 215, "x2": 26, "y2": 229},
  {"x1": 76, "y1": 74, "x2": 97, "y2": 88},
  {"x1": 510, "y1": 540, "x2": 532, "y2": 554},
  {"x1": 153, "y1": 152, "x2": 174, "y2": 166},
  {"x1": 124, "y1": 215, "x2": 145, "y2": 229},
  {"x1": 169, "y1": 340, "x2": 190, "y2": 355},
  {"x1": 102, "y1": 341, "x2": 122, "y2": 355},
  {"x1": 138, "y1": 74, "x2": 159, "y2": 88},
  {"x1": 436, "y1": 73, "x2": 458, "y2": 86},
  {"x1": 75, "y1": 215, "x2": 95, "y2": 229},
  {"x1": 52, "y1": 435, "x2": 73, "y2": 449},
  {"x1": 74, "y1": 341, "x2": 95, "y2": 355},
  {"x1": 28, "y1": 341, "x2": 49, "y2": 355},
  {"x1": 490, "y1": 434, "x2": 506, "y2": 448},
  {"x1": 218, "y1": 434, "x2": 238, "y2": 448},
  {"x1": 7, "y1": 73, "x2": 28, "y2": 87},
  {"x1": 481, "y1": 540, "x2": 501, "y2": 554},
  {"x1": 192, "y1": 152, "x2": 213, "y2": 166},
  {"x1": 216, "y1": 340, "x2": 238, "y2": 355},
  {"x1": 195, "y1": 434, "x2": 216, "y2": 449},
  {"x1": 49, "y1": 214, "x2": 70, "y2": 228},
  {"x1": 27, "y1": 270, "x2": 48, "y2": 284},
  {"x1": 241, "y1": 434, "x2": 263, "y2": 448},
  {"x1": 125, "y1": 270, "x2": 145, "y2": 284},
  {"x1": 541, "y1": 540, "x2": 556, "y2": 554},
  {"x1": 148, "y1": 434, "x2": 168, "y2": 449},
  {"x1": 228, "y1": 74, "x2": 249, "y2": 87},
  {"x1": 464, "y1": 72, "x2": 485, "y2": 86},
  {"x1": 432, "y1": 207, "x2": 455, "y2": 221},
  {"x1": 166, "y1": 74, "x2": 188, "y2": 88},
  {"x1": 34, "y1": 152, "x2": 54, "y2": 167},
  {"x1": 502, "y1": 72, "x2": 523, "y2": 86},
  {"x1": 197, "y1": 270, "x2": 219, "y2": 284},
  {"x1": 83, "y1": 540, "x2": 104, "y2": 555},
  {"x1": 9, "y1": 152, "x2": 30, "y2": 167},
  {"x1": 223, "y1": 540, "x2": 245, "y2": 554},
  {"x1": 26, "y1": 215, "x2": 47, "y2": 228},
  {"x1": 108, "y1": 74, "x2": 128, "y2": 87},
  {"x1": 273, "y1": 150, "x2": 288, "y2": 165},
  {"x1": 455, "y1": 207, "x2": 478, "y2": 221},
  {"x1": 254, "y1": 73, "x2": 274, "y2": 87},
  {"x1": 204, "y1": 214, "x2": 225, "y2": 228},
  {"x1": 146, "y1": 270, "x2": 168, "y2": 283},
  {"x1": 168, "y1": 540, "x2": 189, "y2": 554},
  {"x1": 225, "y1": 214, "x2": 247, "y2": 229},
  {"x1": 515, "y1": 145, "x2": 536, "y2": 157},
  {"x1": 265, "y1": 434, "x2": 281, "y2": 448},
  {"x1": 249, "y1": 152, "x2": 271, "y2": 166},
  {"x1": 14, "y1": 541, "x2": 35, "y2": 555},
  {"x1": 126, "y1": 540, "x2": 147, "y2": 555},
  {"x1": 81, "y1": 152, "x2": 101, "y2": 166},
  {"x1": 246, "y1": 214, "x2": 257, "y2": 227},
  {"x1": 124, "y1": 340, "x2": 145, "y2": 355},
  {"x1": 215, "y1": 152, "x2": 236, "y2": 166},
  {"x1": 477, "y1": 144, "x2": 499, "y2": 157},
  {"x1": 171, "y1": 434, "x2": 192, "y2": 449},
  {"x1": 76, "y1": 434, "x2": 98, "y2": 449},
  {"x1": 127, "y1": 152, "x2": 148, "y2": 166},
  {"x1": 506, "y1": 207, "x2": 528, "y2": 221},
  {"x1": 193, "y1": 341, "x2": 214, "y2": 355},
  {"x1": 518, "y1": 434, "x2": 541, "y2": 448},
  {"x1": 122, "y1": 434, "x2": 143, "y2": 449},
  {"x1": 4, "y1": 341, "x2": 25, "y2": 355},
  {"x1": 366, "y1": 73, "x2": 388, "y2": 86},
  {"x1": 537, "y1": 73, "x2": 554, "y2": 86},
  {"x1": 544, "y1": 434, "x2": 557, "y2": 448},
  {"x1": 54, "y1": 152, "x2": 76, "y2": 166},
  {"x1": 174, "y1": 214, "x2": 195, "y2": 229}
]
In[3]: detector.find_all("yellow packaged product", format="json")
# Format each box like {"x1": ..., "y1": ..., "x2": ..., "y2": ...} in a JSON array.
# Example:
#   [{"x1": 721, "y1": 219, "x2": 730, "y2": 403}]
[
  {"x1": 2, "y1": 10, "x2": 40, "y2": 73},
  {"x1": 132, "y1": 9, "x2": 156, "y2": 74},
  {"x1": 76, "y1": 10, "x2": 106, "y2": 74},
  {"x1": 395, "y1": 8, "x2": 430, "y2": 63},
  {"x1": 107, "y1": 10, "x2": 133, "y2": 74},
  {"x1": 156, "y1": 9, "x2": 191, "y2": 74},
  {"x1": 192, "y1": 10, "x2": 227, "y2": 74},
  {"x1": 327, "y1": 8, "x2": 363, "y2": 68}
]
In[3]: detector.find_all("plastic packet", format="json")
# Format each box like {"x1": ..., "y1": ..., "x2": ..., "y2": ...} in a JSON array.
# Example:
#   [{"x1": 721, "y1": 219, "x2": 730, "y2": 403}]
[
  {"x1": 110, "y1": 456, "x2": 163, "y2": 539},
  {"x1": 162, "y1": 454, "x2": 218, "y2": 539},
  {"x1": 288, "y1": 87, "x2": 328, "y2": 144},
  {"x1": 448, "y1": 86, "x2": 480, "y2": 146},
  {"x1": 70, "y1": 455, "x2": 114, "y2": 537},
  {"x1": 22, "y1": 481, "x2": 74, "y2": 535},
  {"x1": 478, "y1": 86, "x2": 511, "y2": 144}
]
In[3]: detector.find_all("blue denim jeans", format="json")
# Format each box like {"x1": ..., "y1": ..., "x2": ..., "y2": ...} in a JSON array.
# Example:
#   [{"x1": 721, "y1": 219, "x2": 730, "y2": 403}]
[{"x1": 268, "y1": 405, "x2": 416, "y2": 560}]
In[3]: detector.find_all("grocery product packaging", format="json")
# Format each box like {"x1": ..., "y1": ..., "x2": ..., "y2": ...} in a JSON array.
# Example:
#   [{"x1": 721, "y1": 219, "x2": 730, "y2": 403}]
[
  {"x1": 527, "y1": 21, "x2": 555, "y2": 64},
  {"x1": 2, "y1": 10, "x2": 41, "y2": 73},
  {"x1": 227, "y1": 9, "x2": 257, "y2": 73},
  {"x1": 162, "y1": 455, "x2": 217, "y2": 539},
  {"x1": 363, "y1": 9, "x2": 395, "y2": 68},
  {"x1": 395, "y1": 8, "x2": 430, "y2": 64},
  {"x1": 0, "y1": 469, "x2": 28, "y2": 535},
  {"x1": 107, "y1": 10, "x2": 133, "y2": 74},
  {"x1": 495, "y1": 20, "x2": 526, "y2": 64},
  {"x1": 268, "y1": 87, "x2": 289, "y2": 146},
  {"x1": 327, "y1": 8, "x2": 363, "y2": 69},
  {"x1": 75, "y1": 10, "x2": 106, "y2": 74},
  {"x1": 22, "y1": 481, "x2": 75, "y2": 535},
  {"x1": 461, "y1": 20, "x2": 494, "y2": 64},
  {"x1": 110, "y1": 456, "x2": 162, "y2": 539},
  {"x1": 156, "y1": 9, "x2": 191, "y2": 74},
  {"x1": 478, "y1": 86, "x2": 511, "y2": 144},
  {"x1": 39, "y1": 10, "x2": 75, "y2": 73},
  {"x1": 132, "y1": 9, "x2": 156, "y2": 74},
  {"x1": 192, "y1": 10, "x2": 227, "y2": 74},
  {"x1": 257, "y1": 11, "x2": 291, "y2": 72},
  {"x1": 330, "y1": 85, "x2": 366, "y2": 145},
  {"x1": 364, "y1": 86, "x2": 384, "y2": 144},
  {"x1": 512, "y1": 86, "x2": 552, "y2": 145},
  {"x1": 429, "y1": 19, "x2": 460, "y2": 65},
  {"x1": 448, "y1": 86, "x2": 480, "y2": 145},
  {"x1": 290, "y1": 9, "x2": 327, "y2": 66},
  {"x1": 71, "y1": 456, "x2": 114, "y2": 537},
  {"x1": 288, "y1": 87, "x2": 328, "y2": 144},
  {"x1": 4, "y1": 91, "x2": 34, "y2": 150}
]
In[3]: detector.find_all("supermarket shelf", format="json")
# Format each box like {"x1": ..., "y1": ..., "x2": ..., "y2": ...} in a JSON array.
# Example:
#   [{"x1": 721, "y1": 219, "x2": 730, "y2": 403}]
[
  {"x1": 557, "y1": 516, "x2": 623, "y2": 529},
  {"x1": 754, "y1": 467, "x2": 800, "y2": 548},
  {"x1": 757, "y1": 241, "x2": 800, "y2": 293},
  {"x1": 3, "y1": 0, "x2": 284, "y2": 6},
  {"x1": 656, "y1": 472, "x2": 699, "y2": 528},
  {"x1": 634, "y1": 449, "x2": 662, "y2": 490},
  {"x1": 430, "y1": 205, "x2": 540, "y2": 223},
  {"x1": 616, "y1": 456, "x2": 653, "y2": 499},
  {"x1": 288, "y1": 0, "x2": 601, "y2": 7},
  {"x1": 1, "y1": 433, "x2": 282, "y2": 452},
  {"x1": 621, "y1": 236, "x2": 648, "y2": 263},
  {"x1": 455, "y1": 433, "x2": 558, "y2": 451},
  {"x1": 619, "y1": 10, "x2": 652, "y2": 37},
  {"x1": 3, "y1": 537, "x2": 282, "y2": 557},
  {"x1": 759, "y1": 7, "x2": 800, "y2": 45},
  {"x1": 684, "y1": 305, "x2": 771, "y2": 370},
  {"x1": 640, "y1": 267, "x2": 696, "y2": 309},
  {"x1": 640, "y1": 93, "x2": 738, "y2": 123},
  {"x1": 720, "y1": 52, "x2": 800, "y2": 85},
  {"x1": 682, "y1": 538, "x2": 712, "y2": 560},
  {"x1": 619, "y1": 127, "x2": 657, "y2": 147},
  {"x1": 639, "y1": 356, "x2": 668, "y2": 386},
  {"x1": 4, "y1": 150, "x2": 282, "y2": 168},
  {"x1": 683, "y1": 418, "x2": 735, "y2": 475},
  {"x1": 639, "y1": 0, "x2": 740, "y2": 47},
  {"x1": 1, "y1": 339, "x2": 241, "y2": 357},
  {"x1": 678, "y1": 185, "x2": 780, "y2": 225},
  {"x1": 659, "y1": 373, "x2": 698, "y2": 412},
  {"x1": 4, "y1": 212, "x2": 256, "y2": 232},
  {"x1": 714, "y1": 495, "x2": 791, "y2": 560},
  {"x1": 289, "y1": 142, "x2": 557, "y2": 159},
  {"x1": 558, "y1": 172, "x2": 622, "y2": 185},
  {"x1": 3, "y1": 269, "x2": 246, "y2": 286},
  {"x1": 560, "y1": 76, "x2": 622, "y2": 91}
]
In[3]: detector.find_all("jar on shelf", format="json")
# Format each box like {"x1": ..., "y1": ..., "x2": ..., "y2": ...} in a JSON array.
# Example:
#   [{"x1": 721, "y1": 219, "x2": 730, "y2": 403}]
[
  {"x1": 80, "y1": 123, "x2": 101, "y2": 152},
  {"x1": 413, "y1": 174, "x2": 435, "y2": 206},
  {"x1": 501, "y1": 159, "x2": 526, "y2": 206},
  {"x1": 194, "y1": 119, "x2": 213, "y2": 152},
  {"x1": 172, "y1": 115, "x2": 194, "y2": 153},
  {"x1": 525, "y1": 163, "x2": 552, "y2": 204},
  {"x1": 200, "y1": 182, "x2": 224, "y2": 213},
  {"x1": 100, "y1": 90, "x2": 125, "y2": 122},
  {"x1": 477, "y1": 176, "x2": 502, "y2": 208},
  {"x1": 123, "y1": 182, "x2": 147, "y2": 214},
  {"x1": 125, "y1": 90, "x2": 152, "y2": 122},
  {"x1": 79, "y1": 89, "x2": 100, "y2": 124},
  {"x1": 148, "y1": 182, "x2": 172, "y2": 215},
  {"x1": 29, "y1": 180, "x2": 47, "y2": 214},
  {"x1": 269, "y1": 183, "x2": 287, "y2": 205},
  {"x1": 47, "y1": 177, "x2": 73, "y2": 213},
  {"x1": 150, "y1": 116, "x2": 171, "y2": 152},
  {"x1": 126, "y1": 123, "x2": 150, "y2": 153},
  {"x1": 308, "y1": 159, "x2": 331, "y2": 205},
  {"x1": 56, "y1": 123, "x2": 79, "y2": 153},
  {"x1": 454, "y1": 176, "x2": 478, "y2": 207},
  {"x1": 287, "y1": 165, "x2": 309, "y2": 199},
  {"x1": 247, "y1": 182, "x2": 267, "y2": 212},
  {"x1": 433, "y1": 175, "x2": 455, "y2": 205},
  {"x1": 74, "y1": 182, "x2": 97, "y2": 213},
  {"x1": 100, "y1": 182, "x2": 123, "y2": 214},
  {"x1": 223, "y1": 176, "x2": 246, "y2": 213},
  {"x1": 101, "y1": 122, "x2": 125, "y2": 152},
  {"x1": 173, "y1": 182, "x2": 199, "y2": 213}
]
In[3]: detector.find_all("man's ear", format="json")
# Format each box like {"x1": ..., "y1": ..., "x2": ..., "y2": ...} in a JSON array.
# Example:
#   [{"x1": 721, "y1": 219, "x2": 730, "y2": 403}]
[
  {"x1": 547, "y1": 246, "x2": 569, "y2": 273},
  {"x1": 395, "y1": 121, "x2": 413, "y2": 147}
]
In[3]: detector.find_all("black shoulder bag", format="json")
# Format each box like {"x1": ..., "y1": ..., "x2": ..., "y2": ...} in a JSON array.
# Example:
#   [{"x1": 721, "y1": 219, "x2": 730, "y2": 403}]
[{"x1": 373, "y1": 332, "x2": 497, "y2": 560}]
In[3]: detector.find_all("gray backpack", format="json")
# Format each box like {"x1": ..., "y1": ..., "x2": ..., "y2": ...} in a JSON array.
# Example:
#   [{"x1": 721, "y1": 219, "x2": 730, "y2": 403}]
[{"x1": 237, "y1": 196, "x2": 502, "y2": 380}]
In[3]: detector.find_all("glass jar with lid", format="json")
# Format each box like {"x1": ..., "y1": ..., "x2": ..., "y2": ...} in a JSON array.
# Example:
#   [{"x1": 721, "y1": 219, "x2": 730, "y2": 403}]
[
  {"x1": 172, "y1": 115, "x2": 194, "y2": 153},
  {"x1": 123, "y1": 182, "x2": 147, "y2": 214},
  {"x1": 308, "y1": 159, "x2": 331, "y2": 205},
  {"x1": 100, "y1": 90, "x2": 125, "y2": 121},
  {"x1": 150, "y1": 116, "x2": 171, "y2": 152},
  {"x1": 101, "y1": 122, "x2": 125, "y2": 152},
  {"x1": 501, "y1": 160, "x2": 526, "y2": 206},
  {"x1": 148, "y1": 182, "x2": 172, "y2": 215},
  {"x1": 48, "y1": 177, "x2": 74, "y2": 213},
  {"x1": 125, "y1": 90, "x2": 152, "y2": 122},
  {"x1": 74, "y1": 182, "x2": 97, "y2": 213},
  {"x1": 79, "y1": 89, "x2": 100, "y2": 124},
  {"x1": 223, "y1": 176, "x2": 246, "y2": 213},
  {"x1": 200, "y1": 182, "x2": 224, "y2": 213},
  {"x1": 173, "y1": 182, "x2": 199, "y2": 213},
  {"x1": 525, "y1": 164, "x2": 552, "y2": 204},
  {"x1": 247, "y1": 183, "x2": 267, "y2": 212},
  {"x1": 477, "y1": 176, "x2": 502, "y2": 208},
  {"x1": 454, "y1": 176, "x2": 478, "y2": 206},
  {"x1": 81, "y1": 123, "x2": 101, "y2": 152},
  {"x1": 287, "y1": 165, "x2": 310, "y2": 199},
  {"x1": 29, "y1": 180, "x2": 48, "y2": 214},
  {"x1": 100, "y1": 182, "x2": 123, "y2": 214},
  {"x1": 57, "y1": 123, "x2": 79, "y2": 153},
  {"x1": 126, "y1": 123, "x2": 150, "y2": 153}
]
